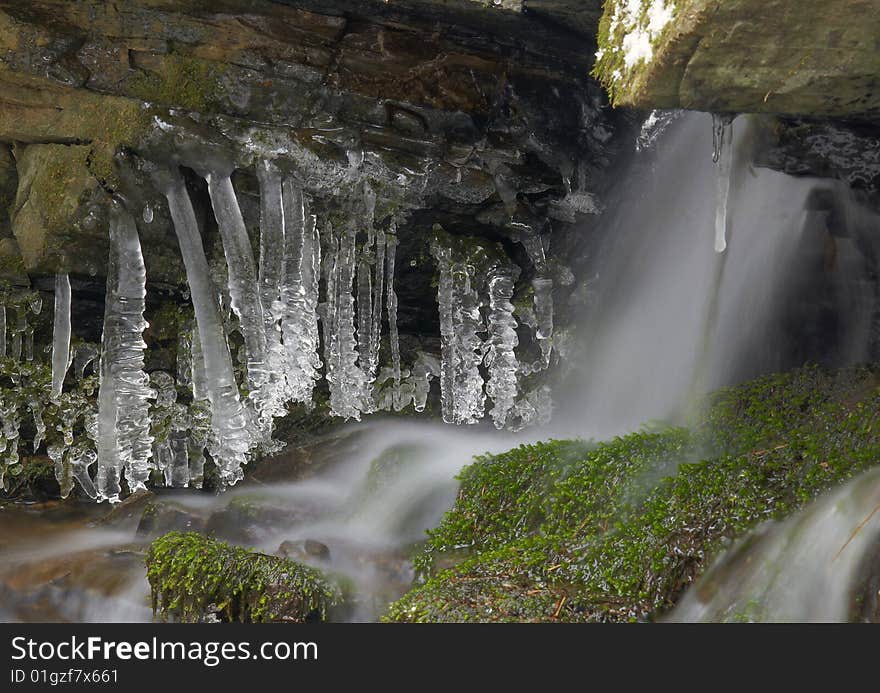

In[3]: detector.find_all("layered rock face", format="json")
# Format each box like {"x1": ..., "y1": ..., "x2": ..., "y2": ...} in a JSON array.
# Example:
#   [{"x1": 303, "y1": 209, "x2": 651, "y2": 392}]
[
  {"x1": 594, "y1": 0, "x2": 880, "y2": 118},
  {"x1": 0, "y1": 0, "x2": 621, "y2": 325}
]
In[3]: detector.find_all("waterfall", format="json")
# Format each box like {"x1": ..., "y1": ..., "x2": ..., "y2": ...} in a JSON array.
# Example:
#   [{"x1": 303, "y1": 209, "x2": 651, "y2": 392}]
[
  {"x1": 95, "y1": 203, "x2": 155, "y2": 502},
  {"x1": 50, "y1": 273, "x2": 72, "y2": 399},
  {"x1": 670, "y1": 467, "x2": 880, "y2": 622},
  {"x1": 160, "y1": 168, "x2": 252, "y2": 488}
]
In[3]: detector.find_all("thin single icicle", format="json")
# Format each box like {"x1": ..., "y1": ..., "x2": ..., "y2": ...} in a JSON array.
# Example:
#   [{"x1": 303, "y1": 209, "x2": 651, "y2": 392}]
[
  {"x1": 255, "y1": 161, "x2": 286, "y2": 396},
  {"x1": 205, "y1": 172, "x2": 271, "y2": 423},
  {"x1": 433, "y1": 242, "x2": 455, "y2": 423},
  {"x1": 280, "y1": 178, "x2": 322, "y2": 404},
  {"x1": 712, "y1": 114, "x2": 735, "y2": 254},
  {"x1": 160, "y1": 168, "x2": 252, "y2": 487},
  {"x1": 95, "y1": 204, "x2": 155, "y2": 502},
  {"x1": 370, "y1": 228, "x2": 386, "y2": 377},
  {"x1": 386, "y1": 232, "x2": 402, "y2": 409},
  {"x1": 0, "y1": 304, "x2": 6, "y2": 356},
  {"x1": 11, "y1": 307, "x2": 24, "y2": 361},
  {"x1": 326, "y1": 222, "x2": 368, "y2": 419},
  {"x1": 50, "y1": 274, "x2": 72, "y2": 399},
  {"x1": 30, "y1": 402, "x2": 45, "y2": 452},
  {"x1": 485, "y1": 266, "x2": 520, "y2": 429},
  {"x1": 532, "y1": 277, "x2": 554, "y2": 368},
  {"x1": 357, "y1": 248, "x2": 373, "y2": 394}
]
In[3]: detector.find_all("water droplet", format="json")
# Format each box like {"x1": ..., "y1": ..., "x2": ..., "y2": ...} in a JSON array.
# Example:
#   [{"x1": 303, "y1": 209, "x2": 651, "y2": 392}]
[{"x1": 143, "y1": 204, "x2": 154, "y2": 224}]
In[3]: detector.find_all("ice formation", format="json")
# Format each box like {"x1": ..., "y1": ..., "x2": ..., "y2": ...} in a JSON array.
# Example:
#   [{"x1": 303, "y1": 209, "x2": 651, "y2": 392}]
[
  {"x1": 280, "y1": 177, "x2": 323, "y2": 404},
  {"x1": 50, "y1": 274, "x2": 72, "y2": 399},
  {"x1": 485, "y1": 266, "x2": 520, "y2": 428},
  {"x1": 323, "y1": 222, "x2": 368, "y2": 419},
  {"x1": 431, "y1": 239, "x2": 486, "y2": 424},
  {"x1": 712, "y1": 114, "x2": 735, "y2": 254},
  {"x1": 162, "y1": 168, "x2": 252, "y2": 487},
  {"x1": 95, "y1": 204, "x2": 155, "y2": 502},
  {"x1": 205, "y1": 172, "x2": 272, "y2": 425},
  {"x1": 386, "y1": 231, "x2": 402, "y2": 409}
]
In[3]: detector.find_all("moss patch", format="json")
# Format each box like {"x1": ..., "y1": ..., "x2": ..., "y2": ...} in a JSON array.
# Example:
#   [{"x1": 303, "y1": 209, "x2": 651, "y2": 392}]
[
  {"x1": 146, "y1": 531, "x2": 341, "y2": 623},
  {"x1": 386, "y1": 364, "x2": 880, "y2": 622},
  {"x1": 128, "y1": 55, "x2": 226, "y2": 113}
]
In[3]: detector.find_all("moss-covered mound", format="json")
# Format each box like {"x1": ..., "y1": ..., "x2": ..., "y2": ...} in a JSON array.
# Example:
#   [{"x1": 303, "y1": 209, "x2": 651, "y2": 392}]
[
  {"x1": 146, "y1": 531, "x2": 341, "y2": 623},
  {"x1": 385, "y1": 364, "x2": 880, "y2": 622}
]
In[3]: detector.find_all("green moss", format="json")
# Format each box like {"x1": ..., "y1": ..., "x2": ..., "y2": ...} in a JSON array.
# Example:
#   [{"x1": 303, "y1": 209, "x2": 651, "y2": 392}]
[
  {"x1": 128, "y1": 56, "x2": 226, "y2": 113},
  {"x1": 145, "y1": 531, "x2": 341, "y2": 623},
  {"x1": 592, "y1": 0, "x2": 680, "y2": 106},
  {"x1": 386, "y1": 364, "x2": 880, "y2": 622}
]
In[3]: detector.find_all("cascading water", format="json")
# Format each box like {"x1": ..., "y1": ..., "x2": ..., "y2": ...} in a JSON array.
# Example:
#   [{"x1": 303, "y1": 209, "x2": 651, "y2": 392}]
[
  {"x1": 554, "y1": 112, "x2": 876, "y2": 438},
  {"x1": 669, "y1": 467, "x2": 880, "y2": 622}
]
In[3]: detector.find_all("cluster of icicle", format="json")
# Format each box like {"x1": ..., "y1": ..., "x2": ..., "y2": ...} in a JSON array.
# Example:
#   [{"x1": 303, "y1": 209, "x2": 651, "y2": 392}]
[
  {"x1": 430, "y1": 229, "x2": 553, "y2": 431},
  {"x1": 31, "y1": 154, "x2": 558, "y2": 501}
]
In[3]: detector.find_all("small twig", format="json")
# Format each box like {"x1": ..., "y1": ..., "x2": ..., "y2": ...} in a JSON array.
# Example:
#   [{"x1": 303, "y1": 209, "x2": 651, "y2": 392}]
[
  {"x1": 833, "y1": 503, "x2": 880, "y2": 561},
  {"x1": 552, "y1": 595, "x2": 567, "y2": 619}
]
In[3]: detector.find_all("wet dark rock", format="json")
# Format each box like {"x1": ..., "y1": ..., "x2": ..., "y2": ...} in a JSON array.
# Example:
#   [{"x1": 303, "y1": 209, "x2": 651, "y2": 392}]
[
  {"x1": 205, "y1": 495, "x2": 318, "y2": 544},
  {"x1": 278, "y1": 538, "x2": 331, "y2": 562},
  {"x1": 135, "y1": 499, "x2": 206, "y2": 538}
]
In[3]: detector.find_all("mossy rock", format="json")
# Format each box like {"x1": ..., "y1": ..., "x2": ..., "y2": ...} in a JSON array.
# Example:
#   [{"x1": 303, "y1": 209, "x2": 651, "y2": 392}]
[
  {"x1": 385, "y1": 364, "x2": 880, "y2": 622},
  {"x1": 146, "y1": 531, "x2": 342, "y2": 623}
]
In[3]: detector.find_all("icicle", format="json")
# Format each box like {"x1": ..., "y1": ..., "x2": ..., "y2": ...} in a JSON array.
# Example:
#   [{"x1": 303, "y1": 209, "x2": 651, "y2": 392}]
[
  {"x1": 205, "y1": 171, "x2": 270, "y2": 423},
  {"x1": 371, "y1": 228, "x2": 386, "y2": 378},
  {"x1": 31, "y1": 402, "x2": 45, "y2": 452},
  {"x1": 452, "y1": 262, "x2": 486, "y2": 423},
  {"x1": 280, "y1": 178, "x2": 322, "y2": 404},
  {"x1": 386, "y1": 232, "x2": 402, "y2": 409},
  {"x1": 325, "y1": 222, "x2": 368, "y2": 419},
  {"x1": 357, "y1": 248, "x2": 373, "y2": 391},
  {"x1": 95, "y1": 204, "x2": 155, "y2": 502},
  {"x1": 430, "y1": 238, "x2": 486, "y2": 424},
  {"x1": 532, "y1": 277, "x2": 554, "y2": 368},
  {"x1": 23, "y1": 325, "x2": 33, "y2": 361},
  {"x1": 485, "y1": 265, "x2": 520, "y2": 428},
  {"x1": 159, "y1": 168, "x2": 251, "y2": 487},
  {"x1": 433, "y1": 242, "x2": 455, "y2": 423},
  {"x1": 411, "y1": 351, "x2": 440, "y2": 412},
  {"x1": 712, "y1": 114, "x2": 735, "y2": 254},
  {"x1": 11, "y1": 307, "x2": 24, "y2": 361},
  {"x1": 0, "y1": 304, "x2": 6, "y2": 357},
  {"x1": 50, "y1": 274, "x2": 72, "y2": 399},
  {"x1": 48, "y1": 442, "x2": 73, "y2": 499},
  {"x1": 255, "y1": 161, "x2": 286, "y2": 403},
  {"x1": 169, "y1": 403, "x2": 191, "y2": 488}
]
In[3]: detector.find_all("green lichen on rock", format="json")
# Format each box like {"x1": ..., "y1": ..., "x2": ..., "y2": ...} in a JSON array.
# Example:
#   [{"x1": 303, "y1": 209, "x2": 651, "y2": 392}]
[
  {"x1": 385, "y1": 364, "x2": 880, "y2": 622},
  {"x1": 145, "y1": 531, "x2": 342, "y2": 623},
  {"x1": 11, "y1": 143, "x2": 107, "y2": 273},
  {"x1": 592, "y1": 0, "x2": 681, "y2": 106},
  {"x1": 127, "y1": 55, "x2": 226, "y2": 113}
]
